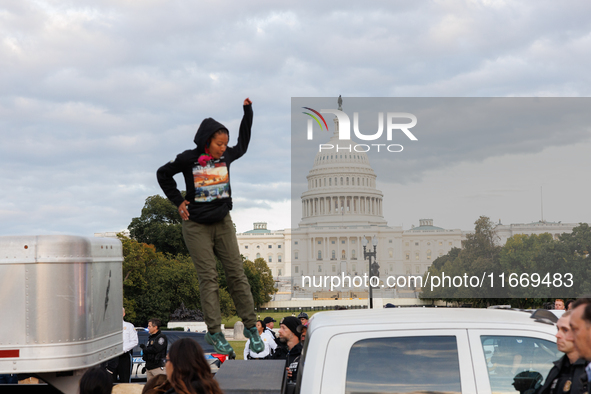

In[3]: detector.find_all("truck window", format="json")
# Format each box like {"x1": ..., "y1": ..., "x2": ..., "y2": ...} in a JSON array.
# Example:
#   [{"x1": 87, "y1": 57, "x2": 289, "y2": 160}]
[
  {"x1": 480, "y1": 335, "x2": 560, "y2": 394},
  {"x1": 345, "y1": 336, "x2": 461, "y2": 394}
]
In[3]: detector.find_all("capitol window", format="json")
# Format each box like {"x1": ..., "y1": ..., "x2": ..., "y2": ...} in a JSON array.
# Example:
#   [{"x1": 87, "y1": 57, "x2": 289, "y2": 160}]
[
  {"x1": 268, "y1": 245, "x2": 272, "y2": 248},
  {"x1": 427, "y1": 250, "x2": 431, "y2": 260},
  {"x1": 318, "y1": 240, "x2": 321, "y2": 244},
  {"x1": 294, "y1": 252, "x2": 298, "y2": 259},
  {"x1": 415, "y1": 252, "x2": 419, "y2": 260},
  {"x1": 278, "y1": 245, "x2": 281, "y2": 248},
  {"x1": 256, "y1": 253, "x2": 261, "y2": 259},
  {"x1": 245, "y1": 245, "x2": 248, "y2": 249},
  {"x1": 332, "y1": 250, "x2": 336, "y2": 259},
  {"x1": 318, "y1": 265, "x2": 322, "y2": 272},
  {"x1": 318, "y1": 250, "x2": 322, "y2": 259},
  {"x1": 406, "y1": 253, "x2": 410, "y2": 260},
  {"x1": 295, "y1": 266, "x2": 299, "y2": 273},
  {"x1": 329, "y1": 178, "x2": 332, "y2": 186},
  {"x1": 278, "y1": 255, "x2": 282, "y2": 262},
  {"x1": 268, "y1": 255, "x2": 272, "y2": 262},
  {"x1": 389, "y1": 250, "x2": 393, "y2": 258}
]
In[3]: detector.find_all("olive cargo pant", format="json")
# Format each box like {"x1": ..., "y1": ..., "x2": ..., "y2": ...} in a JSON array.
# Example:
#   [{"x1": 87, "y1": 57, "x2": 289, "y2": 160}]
[{"x1": 182, "y1": 214, "x2": 256, "y2": 333}]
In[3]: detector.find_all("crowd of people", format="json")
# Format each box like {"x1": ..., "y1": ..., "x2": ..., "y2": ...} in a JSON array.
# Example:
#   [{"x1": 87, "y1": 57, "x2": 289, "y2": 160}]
[{"x1": 78, "y1": 311, "x2": 309, "y2": 394}]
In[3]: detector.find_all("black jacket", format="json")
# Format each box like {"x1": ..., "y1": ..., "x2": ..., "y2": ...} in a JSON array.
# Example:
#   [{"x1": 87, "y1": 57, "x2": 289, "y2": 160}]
[
  {"x1": 143, "y1": 330, "x2": 168, "y2": 370},
  {"x1": 286, "y1": 342, "x2": 302, "y2": 384},
  {"x1": 157, "y1": 105, "x2": 252, "y2": 224},
  {"x1": 537, "y1": 355, "x2": 587, "y2": 394}
]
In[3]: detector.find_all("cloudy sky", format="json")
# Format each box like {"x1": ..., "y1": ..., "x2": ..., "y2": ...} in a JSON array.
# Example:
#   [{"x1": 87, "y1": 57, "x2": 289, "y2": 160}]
[{"x1": 1, "y1": 1, "x2": 590, "y2": 237}]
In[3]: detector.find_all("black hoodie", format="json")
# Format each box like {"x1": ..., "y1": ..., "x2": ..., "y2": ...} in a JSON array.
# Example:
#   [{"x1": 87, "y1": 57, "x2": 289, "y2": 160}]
[{"x1": 157, "y1": 104, "x2": 252, "y2": 224}]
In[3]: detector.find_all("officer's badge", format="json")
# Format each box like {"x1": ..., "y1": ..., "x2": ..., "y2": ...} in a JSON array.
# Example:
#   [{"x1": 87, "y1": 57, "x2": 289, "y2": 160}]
[{"x1": 564, "y1": 380, "x2": 572, "y2": 392}]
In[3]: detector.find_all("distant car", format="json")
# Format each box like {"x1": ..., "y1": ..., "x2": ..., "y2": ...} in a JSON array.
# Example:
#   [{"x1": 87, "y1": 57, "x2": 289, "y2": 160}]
[{"x1": 131, "y1": 330, "x2": 227, "y2": 381}]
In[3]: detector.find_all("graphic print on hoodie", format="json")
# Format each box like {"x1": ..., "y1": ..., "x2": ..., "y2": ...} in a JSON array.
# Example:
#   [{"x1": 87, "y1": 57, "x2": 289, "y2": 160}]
[{"x1": 193, "y1": 161, "x2": 230, "y2": 202}]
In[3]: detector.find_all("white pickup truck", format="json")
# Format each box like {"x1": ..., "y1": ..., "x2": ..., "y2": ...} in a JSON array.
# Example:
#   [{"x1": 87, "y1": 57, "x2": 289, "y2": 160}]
[{"x1": 217, "y1": 307, "x2": 561, "y2": 394}]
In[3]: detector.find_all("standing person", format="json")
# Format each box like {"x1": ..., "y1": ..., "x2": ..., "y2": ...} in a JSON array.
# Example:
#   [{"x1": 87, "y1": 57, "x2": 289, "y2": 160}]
[
  {"x1": 157, "y1": 98, "x2": 263, "y2": 358},
  {"x1": 555, "y1": 299, "x2": 566, "y2": 310},
  {"x1": 140, "y1": 319, "x2": 168, "y2": 382},
  {"x1": 568, "y1": 298, "x2": 591, "y2": 386},
  {"x1": 276, "y1": 317, "x2": 303, "y2": 384},
  {"x1": 537, "y1": 311, "x2": 587, "y2": 394},
  {"x1": 116, "y1": 307, "x2": 139, "y2": 383},
  {"x1": 244, "y1": 320, "x2": 275, "y2": 359},
  {"x1": 297, "y1": 312, "x2": 309, "y2": 326},
  {"x1": 263, "y1": 317, "x2": 277, "y2": 338},
  {"x1": 165, "y1": 338, "x2": 224, "y2": 394}
]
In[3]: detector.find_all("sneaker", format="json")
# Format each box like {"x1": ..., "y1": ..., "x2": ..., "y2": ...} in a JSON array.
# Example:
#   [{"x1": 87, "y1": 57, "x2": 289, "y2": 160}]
[
  {"x1": 205, "y1": 331, "x2": 236, "y2": 357},
  {"x1": 243, "y1": 326, "x2": 264, "y2": 353}
]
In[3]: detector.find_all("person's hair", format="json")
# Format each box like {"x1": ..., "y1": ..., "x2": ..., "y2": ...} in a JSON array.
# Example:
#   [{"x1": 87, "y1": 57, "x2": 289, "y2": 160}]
[
  {"x1": 562, "y1": 310, "x2": 572, "y2": 318},
  {"x1": 142, "y1": 374, "x2": 171, "y2": 394},
  {"x1": 257, "y1": 320, "x2": 264, "y2": 328},
  {"x1": 213, "y1": 129, "x2": 228, "y2": 138},
  {"x1": 555, "y1": 299, "x2": 564, "y2": 304},
  {"x1": 571, "y1": 297, "x2": 591, "y2": 324},
  {"x1": 148, "y1": 318, "x2": 161, "y2": 329},
  {"x1": 168, "y1": 338, "x2": 223, "y2": 394},
  {"x1": 79, "y1": 367, "x2": 113, "y2": 394},
  {"x1": 566, "y1": 299, "x2": 575, "y2": 309}
]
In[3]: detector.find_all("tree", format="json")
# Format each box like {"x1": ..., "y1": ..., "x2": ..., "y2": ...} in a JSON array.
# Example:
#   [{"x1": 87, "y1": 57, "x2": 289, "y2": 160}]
[
  {"x1": 128, "y1": 194, "x2": 188, "y2": 255},
  {"x1": 243, "y1": 258, "x2": 277, "y2": 309}
]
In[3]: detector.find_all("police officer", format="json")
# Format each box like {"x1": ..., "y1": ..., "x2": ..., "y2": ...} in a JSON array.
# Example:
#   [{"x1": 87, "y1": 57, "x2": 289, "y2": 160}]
[
  {"x1": 140, "y1": 318, "x2": 168, "y2": 382},
  {"x1": 297, "y1": 312, "x2": 309, "y2": 326},
  {"x1": 537, "y1": 310, "x2": 587, "y2": 394}
]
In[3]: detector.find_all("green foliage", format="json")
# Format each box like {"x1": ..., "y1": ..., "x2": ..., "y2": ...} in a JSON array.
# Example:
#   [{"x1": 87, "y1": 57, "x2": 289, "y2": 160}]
[
  {"x1": 421, "y1": 217, "x2": 591, "y2": 307},
  {"x1": 128, "y1": 195, "x2": 188, "y2": 255},
  {"x1": 243, "y1": 257, "x2": 277, "y2": 309}
]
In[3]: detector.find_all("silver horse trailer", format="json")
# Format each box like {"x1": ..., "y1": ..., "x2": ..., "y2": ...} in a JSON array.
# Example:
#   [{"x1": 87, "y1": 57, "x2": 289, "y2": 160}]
[{"x1": 0, "y1": 235, "x2": 123, "y2": 393}]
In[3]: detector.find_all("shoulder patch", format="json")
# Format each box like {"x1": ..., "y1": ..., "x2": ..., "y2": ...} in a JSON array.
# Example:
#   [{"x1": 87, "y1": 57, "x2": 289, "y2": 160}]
[{"x1": 158, "y1": 337, "x2": 165, "y2": 345}]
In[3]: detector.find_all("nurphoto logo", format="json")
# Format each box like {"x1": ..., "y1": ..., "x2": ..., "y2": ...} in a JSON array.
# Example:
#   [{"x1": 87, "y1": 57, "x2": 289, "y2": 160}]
[{"x1": 303, "y1": 106, "x2": 418, "y2": 153}]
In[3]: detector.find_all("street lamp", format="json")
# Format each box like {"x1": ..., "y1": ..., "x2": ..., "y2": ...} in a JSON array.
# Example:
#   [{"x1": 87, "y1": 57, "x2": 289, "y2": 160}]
[{"x1": 362, "y1": 235, "x2": 379, "y2": 309}]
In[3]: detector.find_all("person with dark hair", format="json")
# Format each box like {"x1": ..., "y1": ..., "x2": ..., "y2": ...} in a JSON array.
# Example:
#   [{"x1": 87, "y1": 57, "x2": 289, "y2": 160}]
[
  {"x1": 568, "y1": 297, "x2": 591, "y2": 385},
  {"x1": 566, "y1": 299, "x2": 576, "y2": 311},
  {"x1": 79, "y1": 366, "x2": 112, "y2": 394},
  {"x1": 165, "y1": 338, "x2": 224, "y2": 394},
  {"x1": 141, "y1": 319, "x2": 168, "y2": 382},
  {"x1": 157, "y1": 98, "x2": 263, "y2": 358},
  {"x1": 142, "y1": 374, "x2": 171, "y2": 394}
]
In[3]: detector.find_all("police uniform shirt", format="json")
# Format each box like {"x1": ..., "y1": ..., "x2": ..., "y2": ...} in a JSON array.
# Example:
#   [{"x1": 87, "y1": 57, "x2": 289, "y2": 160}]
[{"x1": 123, "y1": 321, "x2": 139, "y2": 353}]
